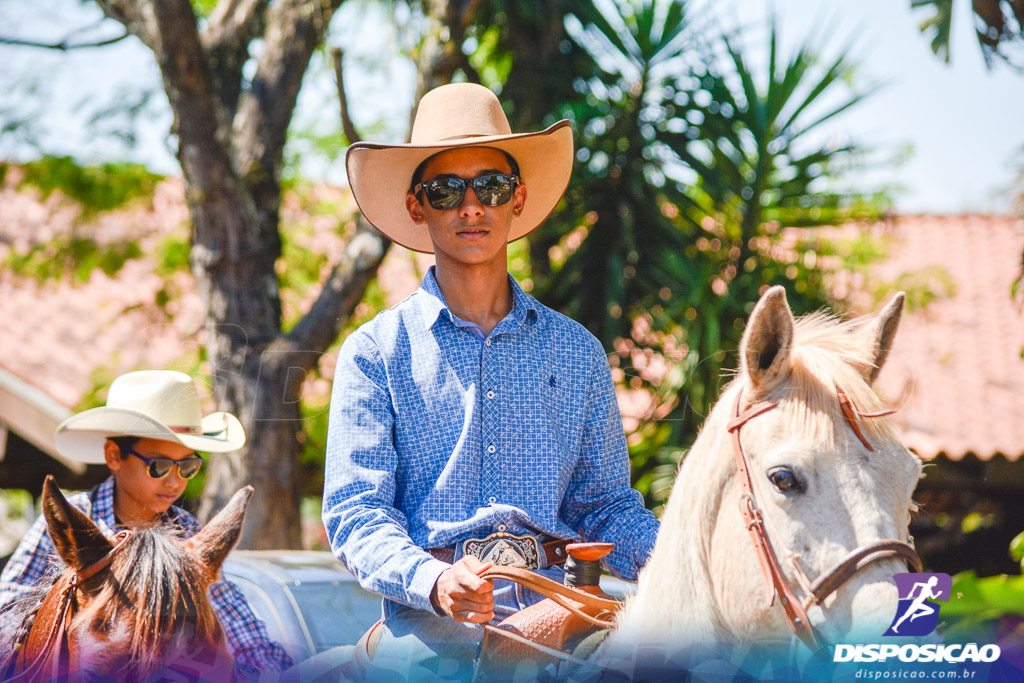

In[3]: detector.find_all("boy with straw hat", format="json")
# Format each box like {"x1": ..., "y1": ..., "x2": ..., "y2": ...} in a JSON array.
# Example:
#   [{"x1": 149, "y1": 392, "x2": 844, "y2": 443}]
[
  {"x1": 323, "y1": 83, "x2": 659, "y2": 679},
  {"x1": 0, "y1": 370, "x2": 292, "y2": 678}
]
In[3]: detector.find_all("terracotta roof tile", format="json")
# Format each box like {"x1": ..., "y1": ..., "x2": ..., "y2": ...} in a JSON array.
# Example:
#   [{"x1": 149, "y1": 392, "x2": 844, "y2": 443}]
[{"x1": 865, "y1": 215, "x2": 1024, "y2": 461}]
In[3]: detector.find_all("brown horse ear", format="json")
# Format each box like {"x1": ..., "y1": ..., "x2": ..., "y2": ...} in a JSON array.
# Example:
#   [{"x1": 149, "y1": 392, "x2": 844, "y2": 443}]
[
  {"x1": 740, "y1": 286, "x2": 795, "y2": 396},
  {"x1": 859, "y1": 291, "x2": 905, "y2": 385},
  {"x1": 42, "y1": 475, "x2": 113, "y2": 573},
  {"x1": 186, "y1": 486, "x2": 253, "y2": 576}
]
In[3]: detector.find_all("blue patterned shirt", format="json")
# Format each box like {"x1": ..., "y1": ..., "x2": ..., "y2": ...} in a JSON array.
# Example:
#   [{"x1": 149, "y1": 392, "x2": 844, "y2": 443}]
[
  {"x1": 0, "y1": 477, "x2": 293, "y2": 676},
  {"x1": 322, "y1": 268, "x2": 659, "y2": 616}
]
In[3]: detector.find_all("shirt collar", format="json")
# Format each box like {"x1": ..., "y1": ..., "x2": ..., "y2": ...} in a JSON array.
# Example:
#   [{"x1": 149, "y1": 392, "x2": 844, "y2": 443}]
[
  {"x1": 419, "y1": 266, "x2": 539, "y2": 334},
  {"x1": 92, "y1": 476, "x2": 119, "y2": 530}
]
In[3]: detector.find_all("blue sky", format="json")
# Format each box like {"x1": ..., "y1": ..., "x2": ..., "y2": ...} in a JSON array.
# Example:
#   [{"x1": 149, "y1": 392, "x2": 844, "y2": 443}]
[{"x1": 1, "y1": 0, "x2": 1021, "y2": 215}]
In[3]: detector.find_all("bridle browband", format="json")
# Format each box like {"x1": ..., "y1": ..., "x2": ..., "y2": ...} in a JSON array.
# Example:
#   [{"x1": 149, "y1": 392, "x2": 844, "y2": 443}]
[
  {"x1": 6, "y1": 530, "x2": 134, "y2": 682},
  {"x1": 726, "y1": 390, "x2": 922, "y2": 651}
]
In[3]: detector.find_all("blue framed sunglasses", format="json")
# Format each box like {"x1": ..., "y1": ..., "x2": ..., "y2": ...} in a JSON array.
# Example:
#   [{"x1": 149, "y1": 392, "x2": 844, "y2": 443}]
[{"x1": 122, "y1": 446, "x2": 204, "y2": 480}]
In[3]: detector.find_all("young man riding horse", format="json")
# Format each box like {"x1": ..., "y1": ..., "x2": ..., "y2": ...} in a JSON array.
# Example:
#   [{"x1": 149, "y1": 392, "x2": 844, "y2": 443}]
[
  {"x1": 0, "y1": 370, "x2": 292, "y2": 678},
  {"x1": 322, "y1": 83, "x2": 659, "y2": 680}
]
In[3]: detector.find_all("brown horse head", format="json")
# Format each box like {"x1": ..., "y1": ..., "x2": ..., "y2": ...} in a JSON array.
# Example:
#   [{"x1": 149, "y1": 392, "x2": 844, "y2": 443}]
[{"x1": 5, "y1": 475, "x2": 252, "y2": 682}]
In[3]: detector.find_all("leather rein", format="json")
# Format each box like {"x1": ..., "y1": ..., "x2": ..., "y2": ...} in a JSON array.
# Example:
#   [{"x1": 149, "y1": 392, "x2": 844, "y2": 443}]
[
  {"x1": 479, "y1": 565, "x2": 621, "y2": 629},
  {"x1": 6, "y1": 530, "x2": 133, "y2": 682},
  {"x1": 726, "y1": 390, "x2": 922, "y2": 651}
]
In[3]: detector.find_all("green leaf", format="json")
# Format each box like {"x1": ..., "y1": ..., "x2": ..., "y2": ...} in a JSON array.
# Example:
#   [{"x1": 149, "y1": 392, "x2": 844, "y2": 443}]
[
  {"x1": 525, "y1": 3, "x2": 888, "y2": 506},
  {"x1": 1010, "y1": 530, "x2": 1024, "y2": 564},
  {"x1": 911, "y1": 0, "x2": 955, "y2": 62}
]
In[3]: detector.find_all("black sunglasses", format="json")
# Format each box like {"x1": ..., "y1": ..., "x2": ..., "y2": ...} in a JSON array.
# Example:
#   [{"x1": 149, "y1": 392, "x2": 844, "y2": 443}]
[
  {"x1": 414, "y1": 173, "x2": 519, "y2": 211},
  {"x1": 123, "y1": 446, "x2": 204, "y2": 480}
]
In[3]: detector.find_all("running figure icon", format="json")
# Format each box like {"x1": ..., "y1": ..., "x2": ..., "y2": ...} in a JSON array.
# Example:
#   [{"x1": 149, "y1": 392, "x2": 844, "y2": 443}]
[
  {"x1": 884, "y1": 572, "x2": 951, "y2": 637},
  {"x1": 890, "y1": 576, "x2": 941, "y2": 634}
]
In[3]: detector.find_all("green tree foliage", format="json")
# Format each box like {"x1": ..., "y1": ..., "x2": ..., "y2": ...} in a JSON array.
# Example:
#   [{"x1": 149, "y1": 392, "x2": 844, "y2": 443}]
[
  {"x1": 2, "y1": 156, "x2": 161, "y2": 282},
  {"x1": 463, "y1": 1, "x2": 594, "y2": 132},
  {"x1": 12, "y1": 156, "x2": 163, "y2": 215},
  {"x1": 530, "y1": 0, "x2": 888, "y2": 507},
  {"x1": 5, "y1": 235, "x2": 142, "y2": 283}
]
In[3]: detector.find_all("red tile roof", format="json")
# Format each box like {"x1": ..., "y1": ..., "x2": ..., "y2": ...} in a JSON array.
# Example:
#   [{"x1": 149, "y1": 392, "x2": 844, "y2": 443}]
[{"x1": 864, "y1": 215, "x2": 1024, "y2": 461}]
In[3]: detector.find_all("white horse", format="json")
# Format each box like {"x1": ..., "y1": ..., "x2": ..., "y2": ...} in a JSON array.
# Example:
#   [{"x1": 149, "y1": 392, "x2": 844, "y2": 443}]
[{"x1": 608, "y1": 286, "x2": 922, "y2": 658}]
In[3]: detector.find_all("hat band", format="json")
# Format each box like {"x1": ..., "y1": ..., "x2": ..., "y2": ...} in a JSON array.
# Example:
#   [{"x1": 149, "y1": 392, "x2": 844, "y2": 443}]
[
  {"x1": 170, "y1": 425, "x2": 228, "y2": 439},
  {"x1": 170, "y1": 425, "x2": 201, "y2": 434},
  {"x1": 435, "y1": 133, "x2": 494, "y2": 142}
]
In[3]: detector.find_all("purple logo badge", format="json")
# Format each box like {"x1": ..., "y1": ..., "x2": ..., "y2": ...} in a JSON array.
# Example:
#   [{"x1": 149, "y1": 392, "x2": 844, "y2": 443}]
[{"x1": 883, "y1": 573, "x2": 951, "y2": 636}]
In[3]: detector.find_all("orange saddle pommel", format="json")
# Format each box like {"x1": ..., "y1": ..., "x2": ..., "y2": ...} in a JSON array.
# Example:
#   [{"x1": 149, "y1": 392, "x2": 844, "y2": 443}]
[{"x1": 476, "y1": 542, "x2": 623, "y2": 672}]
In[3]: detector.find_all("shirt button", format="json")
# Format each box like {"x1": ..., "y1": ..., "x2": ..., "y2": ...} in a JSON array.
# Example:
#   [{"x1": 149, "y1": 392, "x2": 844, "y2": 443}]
[
  {"x1": 488, "y1": 496, "x2": 497, "y2": 504},
  {"x1": 498, "y1": 524, "x2": 506, "y2": 532},
  {"x1": 486, "y1": 390, "x2": 495, "y2": 400},
  {"x1": 485, "y1": 338, "x2": 492, "y2": 347},
  {"x1": 487, "y1": 445, "x2": 496, "y2": 454}
]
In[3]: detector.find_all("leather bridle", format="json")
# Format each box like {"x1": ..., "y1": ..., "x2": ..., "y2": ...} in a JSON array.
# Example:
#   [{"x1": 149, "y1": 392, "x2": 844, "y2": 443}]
[
  {"x1": 5, "y1": 530, "x2": 133, "y2": 682},
  {"x1": 726, "y1": 390, "x2": 922, "y2": 651}
]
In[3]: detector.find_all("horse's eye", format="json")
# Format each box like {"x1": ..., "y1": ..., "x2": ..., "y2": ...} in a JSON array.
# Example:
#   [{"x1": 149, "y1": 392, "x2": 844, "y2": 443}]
[{"x1": 767, "y1": 467, "x2": 803, "y2": 493}]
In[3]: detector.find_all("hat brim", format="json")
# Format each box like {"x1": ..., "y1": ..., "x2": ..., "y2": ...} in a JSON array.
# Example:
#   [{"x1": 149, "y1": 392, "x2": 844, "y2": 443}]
[
  {"x1": 346, "y1": 120, "x2": 574, "y2": 253},
  {"x1": 54, "y1": 406, "x2": 246, "y2": 464}
]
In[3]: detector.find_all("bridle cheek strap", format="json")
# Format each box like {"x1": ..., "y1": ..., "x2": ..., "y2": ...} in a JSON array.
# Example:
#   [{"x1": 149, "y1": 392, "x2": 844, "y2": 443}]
[{"x1": 727, "y1": 393, "x2": 820, "y2": 650}]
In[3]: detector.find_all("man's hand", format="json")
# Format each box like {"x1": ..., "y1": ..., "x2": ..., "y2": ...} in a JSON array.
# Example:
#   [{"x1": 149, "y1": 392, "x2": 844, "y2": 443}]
[{"x1": 430, "y1": 556, "x2": 494, "y2": 624}]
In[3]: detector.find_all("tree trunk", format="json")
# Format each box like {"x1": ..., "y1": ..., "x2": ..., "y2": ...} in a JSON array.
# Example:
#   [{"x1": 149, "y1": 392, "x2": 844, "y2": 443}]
[
  {"x1": 201, "y1": 354, "x2": 306, "y2": 549},
  {"x1": 92, "y1": 0, "x2": 466, "y2": 548}
]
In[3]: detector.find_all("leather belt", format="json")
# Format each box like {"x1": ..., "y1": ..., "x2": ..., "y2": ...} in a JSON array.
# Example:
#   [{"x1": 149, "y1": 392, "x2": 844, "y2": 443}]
[{"x1": 429, "y1": 537, "x2": 572, "y2": 568}]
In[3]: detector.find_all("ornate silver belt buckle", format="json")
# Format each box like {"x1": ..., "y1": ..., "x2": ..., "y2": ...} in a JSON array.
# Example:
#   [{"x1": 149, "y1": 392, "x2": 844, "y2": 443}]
[{"x1": 461, "y1": 532, "x2": 541, "y2": 569}]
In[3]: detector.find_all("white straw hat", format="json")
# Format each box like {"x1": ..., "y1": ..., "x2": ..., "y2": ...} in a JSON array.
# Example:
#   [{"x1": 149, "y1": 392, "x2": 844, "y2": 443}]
[
  {"x1": 346, "y1": 82, "x2": 574, "y2": 253},
  {"x1": 54, "y1": 370, "x2": 246, "y2": 464}
]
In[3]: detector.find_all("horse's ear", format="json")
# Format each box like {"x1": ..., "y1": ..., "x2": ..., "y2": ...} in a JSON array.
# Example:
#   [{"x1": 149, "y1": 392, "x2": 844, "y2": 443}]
[
  {"x1": 740, "y1": 286, "x2": 795, "y2": 395},
  {"x1": 42, "y1": 475, "x2": 113, "y2": 572},
  {"x1": 187, "y1": 486, "x2": 253, "y2": 575},
  {"x1": 859, "y1": 291, "x2": 905, "y2": 385}
]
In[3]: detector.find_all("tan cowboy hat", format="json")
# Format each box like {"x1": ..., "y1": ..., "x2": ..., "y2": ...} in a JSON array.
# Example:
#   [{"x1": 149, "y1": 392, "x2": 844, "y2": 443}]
[
  {"x1": 54, "y1": 370, "x2": 246, "y2": 464},
  {"x1": 346, "y1": 82, "x2": 574, "y2": 253}
]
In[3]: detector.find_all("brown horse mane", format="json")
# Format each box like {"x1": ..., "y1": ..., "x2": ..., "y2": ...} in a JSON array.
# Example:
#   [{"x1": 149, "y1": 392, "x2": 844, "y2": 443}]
[{"x1": 74, "y1": 524, "x2": 223, "y2": 676}]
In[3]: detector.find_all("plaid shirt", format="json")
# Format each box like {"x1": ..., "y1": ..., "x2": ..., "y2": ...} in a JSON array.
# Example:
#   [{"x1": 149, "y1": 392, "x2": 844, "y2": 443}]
[
  {"x1": 0, "y1": 477, "x2": 292, "y2": 676},
  {"x1": 323, "y1": 268, "x2": 659, "y2": 616}
]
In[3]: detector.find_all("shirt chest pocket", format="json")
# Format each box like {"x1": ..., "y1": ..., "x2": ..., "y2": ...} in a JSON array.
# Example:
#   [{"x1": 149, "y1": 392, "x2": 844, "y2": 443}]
[{"x1": 537, "y1": 371, "x2": 584, "y2": 451}]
